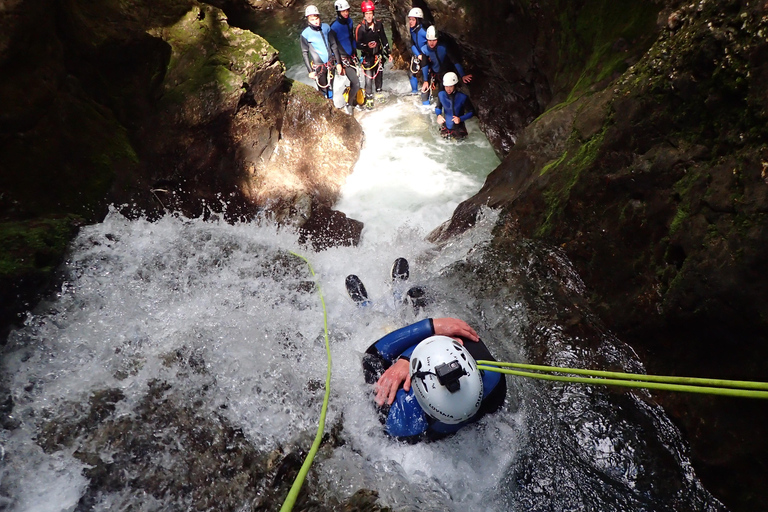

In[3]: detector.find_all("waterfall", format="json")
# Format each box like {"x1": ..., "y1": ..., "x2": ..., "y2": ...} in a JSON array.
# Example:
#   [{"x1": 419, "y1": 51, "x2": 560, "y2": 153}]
[{"x1": 0, "y1": 4, "x2": 727, "y2": 511}]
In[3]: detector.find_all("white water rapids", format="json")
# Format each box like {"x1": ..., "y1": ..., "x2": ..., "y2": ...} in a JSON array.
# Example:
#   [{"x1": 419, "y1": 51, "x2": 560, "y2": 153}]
[{"x1": 0, "y1": 71, "x2": 524, "y2": 511}]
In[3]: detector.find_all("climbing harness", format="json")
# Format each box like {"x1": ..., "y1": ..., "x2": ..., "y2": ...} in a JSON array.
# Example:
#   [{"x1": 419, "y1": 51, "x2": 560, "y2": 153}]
[
  {"x1": 311, "y1": 62, "x2": 334, "y2": 90},
  {"x1": 476, "y1": 360, "x2": 768, "y2": 399},
  {"x1": 279, "y1": 252, "x2": 331, "y2": 512},
  {"x1": 360, "y1": 55, "x2": 382, "y2": 79},
  {"x1": 410, "y1": 55, "x2": 421, "y2": 74}
]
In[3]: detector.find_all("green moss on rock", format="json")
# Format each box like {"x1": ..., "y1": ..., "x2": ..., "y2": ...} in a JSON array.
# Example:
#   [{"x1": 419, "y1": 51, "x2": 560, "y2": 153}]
[{"x1": 0, "y1": 216, "x2": 81, "y2": 278}]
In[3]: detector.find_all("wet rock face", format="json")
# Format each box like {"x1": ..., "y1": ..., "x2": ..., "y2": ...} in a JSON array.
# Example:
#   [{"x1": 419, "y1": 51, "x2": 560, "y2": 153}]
[
  {"x1": 430, "y1": 0, "x2": 768, "y2": 509},
  {"x1": 37, "y1": 381, "x2": 384, "y2": 511}
]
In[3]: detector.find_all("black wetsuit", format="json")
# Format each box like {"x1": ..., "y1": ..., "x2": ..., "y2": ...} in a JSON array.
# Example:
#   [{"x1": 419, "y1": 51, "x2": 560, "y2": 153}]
[{"x1": 355, "y1": 18, "x2": 390, "y2": 97}]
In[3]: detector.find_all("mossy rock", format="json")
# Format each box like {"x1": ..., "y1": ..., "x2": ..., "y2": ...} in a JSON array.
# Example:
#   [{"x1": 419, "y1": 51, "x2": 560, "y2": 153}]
[
  {"x1": 0, "y1": 215, "x2": 82, "y2": 338},
  {"x1": 149, "y1": 3, "x2": 278, "y2": 125}
]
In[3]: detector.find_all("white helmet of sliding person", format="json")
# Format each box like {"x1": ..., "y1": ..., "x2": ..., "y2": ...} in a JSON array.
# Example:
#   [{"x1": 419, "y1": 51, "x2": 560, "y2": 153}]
[
  {"x1": 408, "y1": 7, "x2": 424, "y2": 18},
  {"x1": 443, "y1": 72, "x2": 459, "y2": 86},
  {"x1": 305, "y1": 5, "x2": 320, "y2": 16},
  {"x1": 426, "y1": 25, "x2": 438, "y2": 40},
  {"x1": 335, "y1": 0, "x2": 350, "y2": 11},
  {"x1": 409, "y1": 335, "x2": 483, "y2": 424}
]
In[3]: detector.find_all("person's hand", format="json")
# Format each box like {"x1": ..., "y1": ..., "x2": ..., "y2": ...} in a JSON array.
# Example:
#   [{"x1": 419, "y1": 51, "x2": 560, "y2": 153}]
[
  {"x1": 308, "y1": 71, "x2": 316, "y2": 79},
  {"x1": 336, "y1": 63, "x2": 343, "y2": 75},
  {"x1": 452, "y1": 115, "x2": 461, "y2": 124},
  {"x1": 432, "y1": 317, "x2": 479, "y2": 343},
  {"x1": 462, "y1": 74, "x2": 473, "y2": 84},
  {"x1": 375, "y1": 358, "x2": 411, "y2": 406},
  {"x1": 418, "y1": 54, "x2": 423, "y2": 61},
  {"x1": 421, "y1": 81, "x2": 429, "y2": 93},
  {"x1": 388, "y1": 54, "x2": 393, "y2": 63},
  {"x1": 368, "y1": 41, "x2": 377, "y2": 49},
  {"x1": 436, "y1": 114, "x2": 445, "y2": 125}
]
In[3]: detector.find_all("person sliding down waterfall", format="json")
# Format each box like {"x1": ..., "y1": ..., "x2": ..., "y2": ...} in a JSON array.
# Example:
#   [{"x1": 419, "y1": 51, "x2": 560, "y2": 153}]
[
  {"x1": 434, "y1": 72, "x2": 474, "y2": 140},
  {"x1": 355, "y1": 0, "x2": 392, "y2": 110},
  {"x1": 330, "y1": 0, "x2": 362, "y2": 114},
  {"x1": 420, "y1": 26, "x2": 472, "y2": 105},
  {"x1": 347, "y1": 260, "x2": 506, "y2": 442},
  {"x1": 363, "y1": 317, "x2": 507, "y2": 442},
  {"x1": 300, "y1": 5, "x2": 343, "y2": 100},
  {"x1": 407, "y1": 7, "x2": 428, "y2": 95}
]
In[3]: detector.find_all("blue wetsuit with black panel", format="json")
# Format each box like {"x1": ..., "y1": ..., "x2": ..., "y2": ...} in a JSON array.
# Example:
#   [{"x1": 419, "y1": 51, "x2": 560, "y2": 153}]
[{"x1": 362, "y1": 318, "x2": 506, "y2": 441}]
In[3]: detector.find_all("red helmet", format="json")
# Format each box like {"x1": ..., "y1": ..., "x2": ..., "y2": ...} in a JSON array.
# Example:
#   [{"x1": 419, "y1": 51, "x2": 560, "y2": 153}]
[{"x1": 361, "y1": 0, "x2": 374, "y2": 12}]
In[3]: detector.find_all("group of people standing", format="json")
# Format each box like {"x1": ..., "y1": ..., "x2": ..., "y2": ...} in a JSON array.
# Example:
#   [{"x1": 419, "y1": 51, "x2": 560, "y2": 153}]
[
  {"x1": 300, "y1": 3, "x2": 475, "y2": 139},
  {"x1": 301, "y1": 0, "x2": 391, "y2": 112}
]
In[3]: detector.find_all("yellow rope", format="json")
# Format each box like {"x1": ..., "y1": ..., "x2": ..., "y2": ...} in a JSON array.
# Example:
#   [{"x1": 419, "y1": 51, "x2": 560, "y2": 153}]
[{"x1": 280, "y1": 251, "x2": 332, "y2": 512}]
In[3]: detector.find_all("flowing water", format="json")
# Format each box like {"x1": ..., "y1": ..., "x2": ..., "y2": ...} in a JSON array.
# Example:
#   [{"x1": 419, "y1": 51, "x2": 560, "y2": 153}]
[{"x1": 0, "y1": 4, "x2": 729, "y2": 512}]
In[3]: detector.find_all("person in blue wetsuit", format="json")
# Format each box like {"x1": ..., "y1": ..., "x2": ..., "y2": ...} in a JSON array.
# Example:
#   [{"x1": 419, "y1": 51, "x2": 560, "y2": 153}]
[
  {"x1": 407, "y1": 8, "x2": 428, "y2": 95},
  {"x1": 330, "y1": 0, "x2": 361, "y2": 113},
  {"x1": 363, "y1": 317, "x2": 506, "y2": 442},
  {"x1": 420, "y1": 26, "x2": 472, "y2": 105},
  {"x1": 300, "y1": 5, "x2": 342, "y2": 99},
  {"x1": 435, "y1": 72, "x2": 474, "y2": 139}
]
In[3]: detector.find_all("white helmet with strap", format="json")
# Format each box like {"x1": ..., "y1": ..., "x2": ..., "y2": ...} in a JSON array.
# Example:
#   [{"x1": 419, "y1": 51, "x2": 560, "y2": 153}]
[
  {"x1": 408, "y1": 7, "x2": 424, "y2": 18},
  {"x1": 443, "y1": 72, "x2": 459, "y2": 86},
  {"x1": 426, "y1": 25, "x2": 438, "y2": 40},
  {"x1": 335, "y1": 0, "x2": 350, "y2": 11},
  {"x1": 305, "y1": 5, "x2": 320, "y2": 16},
  {"x1": 409, "y1": 335, "x2": 483, "y2": 424}
]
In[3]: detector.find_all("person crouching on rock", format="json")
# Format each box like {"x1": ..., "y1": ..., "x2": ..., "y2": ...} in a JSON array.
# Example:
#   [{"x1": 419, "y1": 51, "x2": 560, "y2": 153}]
[
  {"x1": 300, "y1": 5, "x2": 343, "y2": 99},
  {"x1": 434, "y1": 72, "x2": 474, "y2": 139}
]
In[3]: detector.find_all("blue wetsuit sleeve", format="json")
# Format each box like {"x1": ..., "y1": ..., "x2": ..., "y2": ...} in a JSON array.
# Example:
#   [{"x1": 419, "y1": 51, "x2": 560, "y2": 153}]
[
  {"x1": 369, "y1": 318, "x2": 434, "y2": 362},
  {"x1": 455, "y1": 63, "x2": 466, "y2": 78},
  {"x1": 421, "y1": 45, "x2": 430, "y2": 81}
]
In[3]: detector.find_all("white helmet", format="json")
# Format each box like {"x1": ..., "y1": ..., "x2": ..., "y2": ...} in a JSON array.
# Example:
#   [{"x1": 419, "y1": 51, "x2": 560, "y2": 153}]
[
  {"x1": 335, "y1": 0, "x2": 350, "y2": 11},
  {"x1": 443, "y1": 72, "x2": 459, "y2": 86},
  {"x1": 426, "y1": 25, "x2": 438, "y2": 40},
  {"x1": 305, "y1": 5, "x2": 320, "y2": 16},
  {"x1": 408, "y1": 7, "x2": 423, "y2": 18},
  {"x1": 409, "y1": 336, "x2": 483, "y2": 424}
]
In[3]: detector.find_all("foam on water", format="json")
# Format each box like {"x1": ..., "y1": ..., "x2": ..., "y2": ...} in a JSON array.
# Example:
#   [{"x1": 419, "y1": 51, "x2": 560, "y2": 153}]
[
  {"x1": 0, "y1": 73, "x2": 505, "y2": 509},
  {"x1": 1, "y1": 205, "x2": 513, "y2": 511}
]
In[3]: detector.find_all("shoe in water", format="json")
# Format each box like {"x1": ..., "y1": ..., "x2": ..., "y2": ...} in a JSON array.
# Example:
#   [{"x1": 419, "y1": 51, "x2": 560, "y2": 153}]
[
  {"x1": 406, "y1": 286, "x2": 429, "y2": 311},
  {"x1": 345, "y1": 274, "x2": 371, "y2": 306},
  {"x1": 391, "y1": 258, "x2": 409, "y2": 282},
  {"x1": 344, "y1": 105, "x2": 354, "y2": 115},
  {"x1": 365, "y1": 98, "x2": 374, "y2": 110}
]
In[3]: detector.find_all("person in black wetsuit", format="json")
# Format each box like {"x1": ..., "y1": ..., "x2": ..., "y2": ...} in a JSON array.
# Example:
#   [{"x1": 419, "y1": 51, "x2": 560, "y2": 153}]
[
  {"x1": 355, "y1": 0, "x2": 392, "y2": 109},
  {"x1": 300, "y1": 5, "x2": 343, "y2": 99},
  {"x1": 362, "y1": 317, "x2": 507, "y2": 442}
]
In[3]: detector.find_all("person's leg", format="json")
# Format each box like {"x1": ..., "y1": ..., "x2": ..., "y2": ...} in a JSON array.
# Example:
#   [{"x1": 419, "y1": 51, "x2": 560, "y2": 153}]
[
  {"x1": 316, "y1": 65, "x2": 330, "y2": 98},
  {"x1": 375, "y1": 61, "x2": 383, "y2": 92},
  {"x1": 346, "y1": 67, "x2": 360, "y2": 107}
]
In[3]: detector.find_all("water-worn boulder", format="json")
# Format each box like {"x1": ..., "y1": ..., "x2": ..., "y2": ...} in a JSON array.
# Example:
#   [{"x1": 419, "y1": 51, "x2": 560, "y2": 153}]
[{"x1": 422, "y1": 0, "x2": 768, "y2": 509}]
